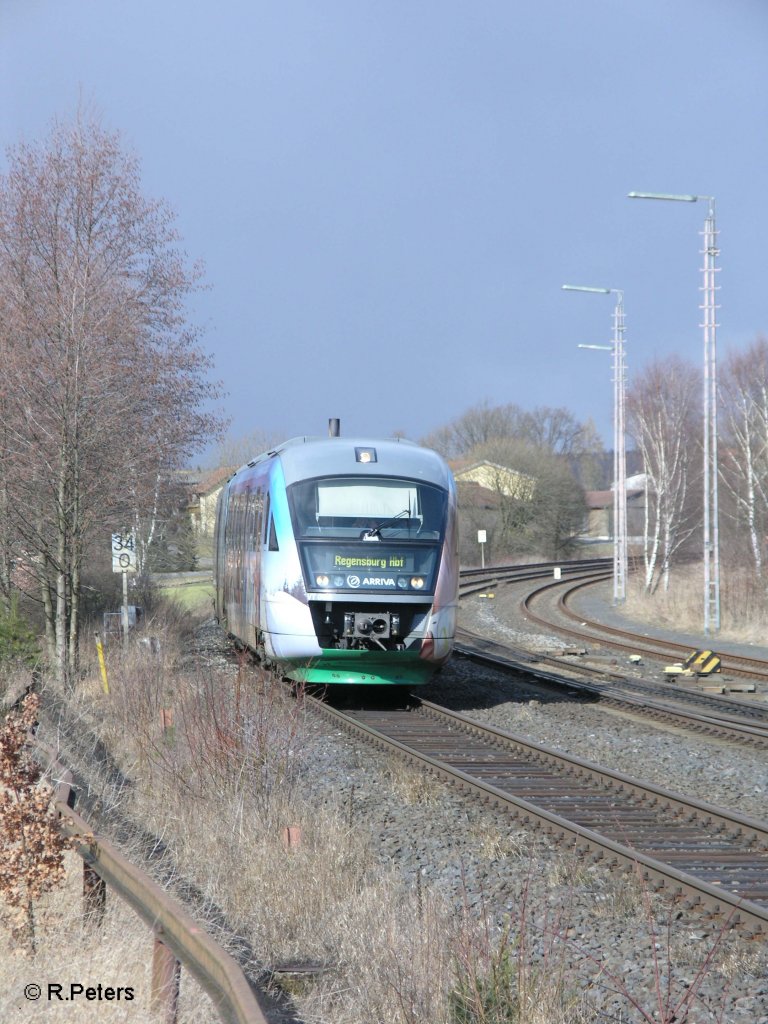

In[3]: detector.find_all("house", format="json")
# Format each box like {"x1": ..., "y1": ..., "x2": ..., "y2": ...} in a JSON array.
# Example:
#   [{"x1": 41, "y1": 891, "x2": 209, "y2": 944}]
[
  {"x1": 583, "y1": 475, "x2": 646, "y2": 543},
  {"x1": 452, "y1": 460, "x2": 535, "y2": 500},
  {"x1": 187, "y1": 466, "x2": 235, "y2": 536},
  {"x1": 451, "y1": 460, "x2": 539, "y2": 564}
]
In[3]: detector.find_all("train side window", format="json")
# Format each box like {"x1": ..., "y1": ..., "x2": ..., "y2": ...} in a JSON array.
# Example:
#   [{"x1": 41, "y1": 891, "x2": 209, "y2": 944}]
[
  {"x1": 263, "y1": 493, "x2": 271, "y2": 546},
  {"x1": 267, "y1": 514, "x2": 279, "y2": 551},
  {"x1": 251, "y1": 488, "x2": 263, "y2": 548},
  {"x1": 245, "y1": 490, "x2": 256, "y2": 547}
]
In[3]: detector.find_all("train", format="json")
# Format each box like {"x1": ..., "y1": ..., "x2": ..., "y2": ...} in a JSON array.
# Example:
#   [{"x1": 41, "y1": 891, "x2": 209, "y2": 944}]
[{"x1": 213, "y1": 429, "x2": 459, "y2": 685}]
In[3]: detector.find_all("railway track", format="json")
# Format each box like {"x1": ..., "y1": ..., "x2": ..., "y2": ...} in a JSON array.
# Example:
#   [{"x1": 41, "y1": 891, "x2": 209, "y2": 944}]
[
  {"x1": 458, "y1": 557, "x2": 612, "y2": 600},
  {"x1": 524, "y1": 571, "x2": 768, "y2": 686},
  {"x1": 309, "y1": 693, "x2": 768, "y2": 937},
  {"x1": 458, "y1": 562, "x2": 768, "y2": 723},
  {"x1": 454, "y1": 625, "x2": 768, "y2": 750}
]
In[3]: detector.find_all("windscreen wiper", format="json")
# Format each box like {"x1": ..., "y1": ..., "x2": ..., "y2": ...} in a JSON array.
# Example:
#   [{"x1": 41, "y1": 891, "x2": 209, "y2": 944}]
[{"x1": 362, "y1": 509, "x2": 413, "y2": 541}]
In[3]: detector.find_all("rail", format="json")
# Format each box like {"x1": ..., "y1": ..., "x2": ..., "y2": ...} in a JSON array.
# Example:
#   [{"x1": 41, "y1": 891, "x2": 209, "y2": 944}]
[
  {"x1": 455, "y1": 623, "x2": 768, "y2": 747},
  {"x1": 308, "y1": 695, "x2": 768, "y2": 936}
]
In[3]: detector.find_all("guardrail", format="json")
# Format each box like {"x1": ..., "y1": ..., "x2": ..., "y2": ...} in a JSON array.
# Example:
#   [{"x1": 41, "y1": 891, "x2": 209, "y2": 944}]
[{"x1": 48, "y1": 752, "x2": 268, "y2": 1024}]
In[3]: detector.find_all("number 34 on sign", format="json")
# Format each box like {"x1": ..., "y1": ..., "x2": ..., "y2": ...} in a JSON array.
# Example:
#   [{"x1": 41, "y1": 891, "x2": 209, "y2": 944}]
[{"x1": 112, "y1": 532, "x2": 138, "y2": 573}]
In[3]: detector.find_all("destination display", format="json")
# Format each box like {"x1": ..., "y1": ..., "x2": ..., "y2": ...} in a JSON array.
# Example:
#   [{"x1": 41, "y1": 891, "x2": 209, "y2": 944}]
[
  {"x1": 329, "y1": 552, "x2": 414, "y2": 572},
  {"x1": 300, "y1": 543, "x2": 437, "y2": 593}
]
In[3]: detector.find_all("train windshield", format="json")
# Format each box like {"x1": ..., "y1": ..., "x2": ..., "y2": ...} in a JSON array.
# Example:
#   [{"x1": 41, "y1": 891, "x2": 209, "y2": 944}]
[
  {"x1": 288, "y1": 476, "x2": 448, "y2": 595},
  {"x1": 288, "y1": 477, "x2": 447, "y2": 540}
]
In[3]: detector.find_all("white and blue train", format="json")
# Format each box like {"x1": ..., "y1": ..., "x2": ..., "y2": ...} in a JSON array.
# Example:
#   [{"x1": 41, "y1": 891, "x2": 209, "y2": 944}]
[{"x1": 213, "y1": 430, "x2": 459, "y2": 685}]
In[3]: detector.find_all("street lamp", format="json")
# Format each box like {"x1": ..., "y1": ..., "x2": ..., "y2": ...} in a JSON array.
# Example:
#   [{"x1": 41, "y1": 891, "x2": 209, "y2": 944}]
[
  {"x1": 562, "y1": 284, "x2": 627, "y2": 605},
  {"x1": 627, "y1": 191, "x2": 720, "y2": 635}
]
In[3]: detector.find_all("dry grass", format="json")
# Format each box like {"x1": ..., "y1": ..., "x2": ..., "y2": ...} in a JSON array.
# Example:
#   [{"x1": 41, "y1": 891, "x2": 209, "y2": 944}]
[
  {"x1": 0, "y1": 851, "x2": 215, "y2": 1023},
  {"x1": 296, "y1": 880, "x2": 456, "y2": 1024},
  {"x1": 465, "y1": 822, "x2": 529, "y2": 864},
  {"x1": 625, "y1": 562, "x2": 768, "y2": 643},
  {"x1": 384, "y1": 754, "x2": 442, "y2": 806},
  {"x1": 545, "y1": 852, "x2": 597, "y2": 893}
]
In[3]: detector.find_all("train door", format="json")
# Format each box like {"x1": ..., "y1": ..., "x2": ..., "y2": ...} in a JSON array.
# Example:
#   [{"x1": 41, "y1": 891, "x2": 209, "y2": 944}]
[
  {"x1": 245, "y1": 483, "x2": 265, "y2": 648},
  {"x1": 213, "y1": 488, "x2": 228, "y2": 623}
]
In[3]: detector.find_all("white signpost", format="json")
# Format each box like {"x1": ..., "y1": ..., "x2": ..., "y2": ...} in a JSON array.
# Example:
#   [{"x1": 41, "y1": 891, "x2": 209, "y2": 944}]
[
  {"x1": 477, "y1": 529, "x2": 487, "y2": 569},
  {"x1": 111, "y1": 532, "x2": 137, "y2": 641},
  {"x1": 112, "y1": 532, "x2": 137, "y2": 573}
]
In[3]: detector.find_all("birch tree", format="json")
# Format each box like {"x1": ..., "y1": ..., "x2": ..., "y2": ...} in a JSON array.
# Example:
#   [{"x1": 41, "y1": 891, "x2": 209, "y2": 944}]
[
  {"x1": 0, "y1": 115, "x2": 225, "y2": 685},
  {"x1": 718, "y1": 338, "x2": 768, "y2": 576},
  {"x1": 627, "y1": 357, "x2": 699, "y2": 592}
]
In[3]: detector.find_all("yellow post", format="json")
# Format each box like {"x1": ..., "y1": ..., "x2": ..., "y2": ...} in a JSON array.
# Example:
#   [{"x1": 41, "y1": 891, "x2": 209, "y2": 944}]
[{"x1": 94, "y1": 632, "x2": 109, "y2": 694}]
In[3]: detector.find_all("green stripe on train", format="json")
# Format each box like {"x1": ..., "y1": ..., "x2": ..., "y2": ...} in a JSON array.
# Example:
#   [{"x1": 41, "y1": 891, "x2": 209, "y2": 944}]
[{"x1": 283, "y1": 648, "x2": 438, "y2": 685}]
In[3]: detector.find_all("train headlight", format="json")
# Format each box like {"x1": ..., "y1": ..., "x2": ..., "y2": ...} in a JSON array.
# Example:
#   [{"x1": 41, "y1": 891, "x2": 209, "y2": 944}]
[
  {"x1": 315, "y1": 574, "x2": 330, "y2": 587},
  {"x1": 410, "y1": 576, "x2": 425, "y2": 590},
  {"x1": 355, "y1": 446, "x2": 377, "y2": 463},
  {"x1": 397, "y1": 577, "x2": 409, "y2": 590}
]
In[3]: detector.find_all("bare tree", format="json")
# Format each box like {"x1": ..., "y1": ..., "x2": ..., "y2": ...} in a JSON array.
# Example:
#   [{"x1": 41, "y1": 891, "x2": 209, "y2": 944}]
[
  {"x1": 718, "y1": 337, "x2": 768, "y2": 576},
  {"x1": 422, "y1": 400, "x2": 602, "y2": 465},
  {"x1": 421, "y1": 401, "x2": 521, "y2": 458},
  {"x1": 516, "y1": 406, "x2": 602, "y2": 458},
  {"x1": 0, "y1": 114, "x2": 225, "y2": 684},
  {"x1": 208, "y1": 427, "x2": 283, "y2": 471},
  {"x1": 467, "y1": 438, "x2": 587, "y2": 560},
  {"x1": 422, "y1": 402, "x2": 594, "y2": 562},
  {"x1": 627, "y1": 357, "x2": 699, "y2": 593},
  {"x1": 519, "y1": 407, "x2": 606, "y2": 489}
]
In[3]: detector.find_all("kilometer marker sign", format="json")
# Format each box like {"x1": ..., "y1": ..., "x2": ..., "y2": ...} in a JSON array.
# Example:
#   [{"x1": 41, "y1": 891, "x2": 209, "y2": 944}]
[{"x1": 111, "y1": 532, "x2": 137, "y2": 573}]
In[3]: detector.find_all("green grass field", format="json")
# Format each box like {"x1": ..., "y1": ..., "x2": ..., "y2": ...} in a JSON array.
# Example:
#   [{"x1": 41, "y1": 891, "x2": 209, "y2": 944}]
[{"x1": 157, "y1": 580, "x2": 215, "y2": 613}]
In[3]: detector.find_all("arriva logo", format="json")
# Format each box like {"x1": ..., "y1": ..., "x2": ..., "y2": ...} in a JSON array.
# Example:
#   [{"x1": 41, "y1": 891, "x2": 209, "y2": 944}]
[{"x1": 347, "y1": 575, "x2": 361, "y2": 588}]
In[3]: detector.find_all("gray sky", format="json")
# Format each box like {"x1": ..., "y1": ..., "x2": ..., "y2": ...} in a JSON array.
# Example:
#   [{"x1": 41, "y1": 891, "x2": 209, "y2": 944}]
[{"x1": 2, "y1": 1, "x2": 767, "y2": 452}]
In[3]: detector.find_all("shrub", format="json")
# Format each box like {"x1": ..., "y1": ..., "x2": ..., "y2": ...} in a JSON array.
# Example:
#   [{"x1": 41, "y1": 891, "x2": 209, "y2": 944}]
[
  {"x1": 0, "y1": 597, "x2": 40, "y2": 669},
  {"x1": 0, "y1": 694, "x2": 69, "y2": 955}
]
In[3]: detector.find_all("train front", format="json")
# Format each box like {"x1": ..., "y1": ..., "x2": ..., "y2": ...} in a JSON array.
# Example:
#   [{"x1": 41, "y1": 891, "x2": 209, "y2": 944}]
[{"x1": 282, "y1": 440, "x2": 458, "y2": 685}]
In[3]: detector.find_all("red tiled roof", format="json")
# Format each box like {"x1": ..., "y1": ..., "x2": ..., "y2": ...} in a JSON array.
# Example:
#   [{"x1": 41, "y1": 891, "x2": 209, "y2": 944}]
[
  {"x1": 195, "y1": 466, "x2": 235, "y2": 496},
  {"x1": 456, "y1": 479, "x2": 502, "y2": 509},
  {"x1": 586, "y1": 489, "x2": 644, "y2": 509}
]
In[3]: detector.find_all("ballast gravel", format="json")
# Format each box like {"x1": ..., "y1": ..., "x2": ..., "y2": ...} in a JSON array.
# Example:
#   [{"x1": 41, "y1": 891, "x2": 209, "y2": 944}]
[{"x1": 194, "y1": 609, "x2": 768, "y2": 1024}]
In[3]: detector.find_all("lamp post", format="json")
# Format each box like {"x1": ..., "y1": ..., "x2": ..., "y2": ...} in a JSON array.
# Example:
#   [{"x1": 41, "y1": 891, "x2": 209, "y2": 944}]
[
  {"x1": 562, "y1": 284, "x2": 627, "y2": 605},
  {"x1": 627, "y1": 192, "x2": 720, "y2": 635}
]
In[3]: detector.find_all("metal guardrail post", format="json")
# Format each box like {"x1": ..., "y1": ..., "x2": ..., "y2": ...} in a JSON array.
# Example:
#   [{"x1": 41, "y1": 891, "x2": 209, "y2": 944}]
[
  {"x1": 152, "y1": 932, "x2": 182, "y2": 1023},
  {"x1": 82, "y1": 861, "x2": 107, "y2": 928},
  {"x1": 43, "y1": 746, "x2": 270, "y2": 1024}
]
